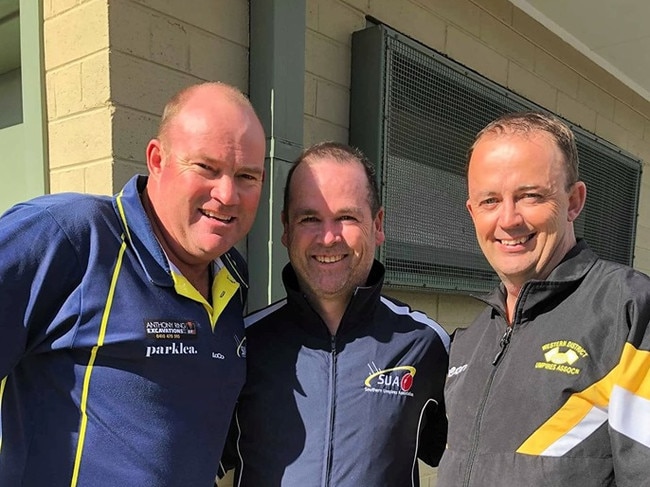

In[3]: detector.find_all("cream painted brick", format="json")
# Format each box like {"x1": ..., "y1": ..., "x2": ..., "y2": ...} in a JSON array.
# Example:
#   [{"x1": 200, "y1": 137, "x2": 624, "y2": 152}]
[
  {"x1": 638, "y1": 183, "x2": 650, "y2": 219},
  {"x1": 305, "y1": 31, "x2": 350, "y2": 87},
  {"x1": 150, "y1": 15, "x2": 190, "y2": 71},
  {"x1": 81, "y1": 51, "x2": 111, "y2": 109},
  {"x1": 189, "y1": 30, "x2": 248, "y2": 90},
  {"x1": 110, "y1": 51, "x2": 199, "y2": 115},
  {"x1": 613, "y1": 101, "x2": 646, "y2": 140},
  {"x1": 534, "y1": 49, "x2": 579, "y2": 98},
  {"x1": 367, "y1": 0, "x2": 446, "y2": 53},
  {"x1": 307, "y1": 0, "x2": 318, "y2": 30},
  {"x1": 109, "y1": 1, "x2": 153, "y2": 59},
  {"x1": 47, "y1": 52, "x2": 110, "y2": 119},
  {"x1": 383, "y1": 289, "x2": 439, "y2": 319},
  {"x1": 643, "y1": 122, "x2": 650, "y2": 143},
  {"x1": 638, "y1": 181, "x2": 650, "y2": 211},
  {"x1": 49, "y1": 0, "x2": 81, "y2": 17},
  {"x1": 594, "y1": 115, "x2": 628, "y2": 149},
  {"x1": 113, "y1": 107, "x2": 160, "y2": 163},
  {"x1": 556, "y1": 92, "x2": 596, "y2": 132},
  {"x1": 635, "y1": 223, "x2": 650, "y2": 251},
  {"x1": 313, "y1": 0, "x2": 366, "y2": 46},
  {"x1": 44, "y1": 0, "x2": 109, "y2": 70},
  {"x1": 632, "y1": 246, "x2": 650, "y2": 274},
  {"x1": 315, "y1": 79, "x2": 349, "y2": 127},
  {"x1": 340, "y1": 0, "x2": 369, "y2": 11},
  {"x1": 438, "y1": 293, "x2": 484, "y2": 330},
  {"x1": 626, "y1": 135, "x2": 650, "y2": 165},
  {"x1": 84, "y1": 160, "x2": 114, "y2": 194},
  {"x1": 49, "y1": 159, "x2": 113, "y2": 196},
  {"x1": 447, "y1": 27, "x2": 508, "y2": 87},
  {"x1": 507, "y1": 62, "x2": 557, "y2": 110},
  {"x1": 576, "y1": 79, "x2": 615, "y2": 119},
  {"x1": 473, "y1": 0, "x2": 513, "y2": 25},
  {"x1": 615, "y1": 89, "x2": 650, "y2": 122},
  {"x1": 303, "y1": 115, "x2": 348, "y2": 147},
  {"x1": 305, "y1": 74, "x2": 318, "y2": 116},
  {"x1": 413, "y1": 0, "x2": 481, "y2": 37},
  {"x1": 47, "y1": 63, "x2": 82, "y2": 119},
  {"x1": 48, "y1": 108, "x2": 113, "y2": 169},
  {"x1": 131, "y1": 0, "x2": 248, "y2": 47},
  {"x1": 49, "y1": 166, "x2": 86, "y2": 193},
  {"x1": 479, "y1": 10, "x2": 535, "y2": 71}
]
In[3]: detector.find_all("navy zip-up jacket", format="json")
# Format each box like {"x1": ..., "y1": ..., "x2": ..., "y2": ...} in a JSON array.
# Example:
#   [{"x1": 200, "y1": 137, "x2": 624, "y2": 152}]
[
  {"x1": 0, "y1": 175, "x2": 248, "y2": 487},
  {"x1": 228, "y1": 261, "x2": 450, "y2": 486}
]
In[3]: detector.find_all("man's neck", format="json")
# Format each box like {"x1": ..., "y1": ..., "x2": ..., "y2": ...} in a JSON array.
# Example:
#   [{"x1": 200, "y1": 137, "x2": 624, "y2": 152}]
[{"x1": 308, "y1": 296, "x2": 349, "y2": 336}]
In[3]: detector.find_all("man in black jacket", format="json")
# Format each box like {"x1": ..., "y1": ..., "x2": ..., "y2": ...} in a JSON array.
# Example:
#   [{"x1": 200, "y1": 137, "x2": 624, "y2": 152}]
[{"x1": 438, "y1": 111, "x2": 650, "y2": 486}]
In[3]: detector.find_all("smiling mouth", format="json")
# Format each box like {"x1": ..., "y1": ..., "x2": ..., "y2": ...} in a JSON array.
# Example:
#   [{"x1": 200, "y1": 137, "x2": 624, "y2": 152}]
[
  {"x1": 498, "y1": 234, "x2": 534, "y2": 246},
  {"x1": 200, "y1": 209, "x2": 234, "y2": 223},
  {"x1": 315, "y1": 255, "x2": 345, "y2": 263}
]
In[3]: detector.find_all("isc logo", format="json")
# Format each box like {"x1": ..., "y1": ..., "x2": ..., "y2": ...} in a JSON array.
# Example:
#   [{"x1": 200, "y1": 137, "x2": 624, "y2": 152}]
[{"x1": 447, "y1": 364, "x2": 468, "y2": 378}]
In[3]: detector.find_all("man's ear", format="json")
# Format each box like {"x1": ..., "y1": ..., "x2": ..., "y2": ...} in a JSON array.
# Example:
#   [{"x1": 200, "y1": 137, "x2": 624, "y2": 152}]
[
  {"x1": 466, "y1": 198, "x2": 476, "y2": 221},
  {"x1": 374, "y1": 207, "x2": 385, "y2": 246},
  {"x1": 567, "y1": 181, "x2": 587, "y2": 222},
  {"x1": 281, "y1": 211, "x2": 289, "y2": 248},
  {"x1": 146, "y1": 139, "x2": 164, "y2": 176}
]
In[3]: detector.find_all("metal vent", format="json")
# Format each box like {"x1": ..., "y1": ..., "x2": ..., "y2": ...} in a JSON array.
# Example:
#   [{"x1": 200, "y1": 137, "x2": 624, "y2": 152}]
[{"x1": 350, "y1": 24, "x2": 642, "y2": 293}]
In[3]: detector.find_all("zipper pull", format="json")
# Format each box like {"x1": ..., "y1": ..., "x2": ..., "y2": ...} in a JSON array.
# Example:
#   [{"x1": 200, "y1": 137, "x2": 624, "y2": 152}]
[
  {"x1": 492, "y1": 326, "x2": 513, "y2": 365},
  {"x1": 331, "y1": 335, "x2": 336, "y2": 354}
]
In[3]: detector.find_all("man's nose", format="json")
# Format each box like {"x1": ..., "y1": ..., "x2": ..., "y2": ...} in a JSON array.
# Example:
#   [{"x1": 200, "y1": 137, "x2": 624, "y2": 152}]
[
  {"x1": 320, "y1": 221, "x2": 342, "y2": 245},
  {"x1": 498, "y1": 199, "x2": 523, "y2": 228},
  {"x1": 211, "y1": 175, "x2": 239, "y2": 205}
]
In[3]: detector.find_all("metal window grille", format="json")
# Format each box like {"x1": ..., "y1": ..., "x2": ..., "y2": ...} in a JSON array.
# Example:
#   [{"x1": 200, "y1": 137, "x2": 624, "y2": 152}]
[{"x1": 350, "y1": 24, "x2": 642, "y2": 293}]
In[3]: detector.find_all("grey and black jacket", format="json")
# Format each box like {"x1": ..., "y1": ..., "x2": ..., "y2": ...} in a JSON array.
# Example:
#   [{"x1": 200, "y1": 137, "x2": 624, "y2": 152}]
[{"x1": 439, "y1": 240, "x2": 650, "y2": 487}]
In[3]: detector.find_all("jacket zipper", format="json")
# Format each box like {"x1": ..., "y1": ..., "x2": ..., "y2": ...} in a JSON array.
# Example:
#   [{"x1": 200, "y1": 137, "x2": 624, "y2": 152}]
[
  {"x1": 463, "y1": 325, "x2": 513, "y2": 486},
  {"x1": 323, "y1": 335, "x2": 337, "y2": 486}
]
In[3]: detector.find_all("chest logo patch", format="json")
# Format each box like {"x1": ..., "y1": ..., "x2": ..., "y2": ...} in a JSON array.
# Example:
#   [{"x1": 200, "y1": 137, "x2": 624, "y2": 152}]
[
  {"x1": 536, "y1": 340, "x2": 589, "y2": 375},
  {"x1": 145, "y1": 319, "x2": 198, "y2": 339},
  {"x1": 364, "y1": 362, "x2": 415, "y2": 397}
]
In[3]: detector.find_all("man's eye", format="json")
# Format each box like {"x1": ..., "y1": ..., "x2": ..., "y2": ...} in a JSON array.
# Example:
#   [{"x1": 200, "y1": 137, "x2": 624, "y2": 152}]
[
  {"x1": 238, "y1": 173, "x2": 259, "y2": 182},
  {"x1": 195, "y1": 162, "x2": 214, "y2": 172}
]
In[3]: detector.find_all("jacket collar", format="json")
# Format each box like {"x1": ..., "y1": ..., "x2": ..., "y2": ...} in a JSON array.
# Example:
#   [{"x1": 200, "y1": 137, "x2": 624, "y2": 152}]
[
  {"x1": 282, "y1": 259, "x2": 385, "y2": 337},
  {"x1": 479, "y1": 239, "x2": 598, "y2": 322}
]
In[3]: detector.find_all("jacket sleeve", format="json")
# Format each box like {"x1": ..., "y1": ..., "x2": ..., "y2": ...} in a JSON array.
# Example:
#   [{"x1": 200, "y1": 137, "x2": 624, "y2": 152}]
[
  {"x1": 609, "y1": 280, "x2": 650, "y2": 486},
  {"x1": 217, "y1": 409, "x2": 241, "y2": 478},
  {"x1": 417, "y1": 394, "x2": 448, "y2": 467},
  {"x1": 0, "y1": 202, "x2": 81, "y2": 379}
]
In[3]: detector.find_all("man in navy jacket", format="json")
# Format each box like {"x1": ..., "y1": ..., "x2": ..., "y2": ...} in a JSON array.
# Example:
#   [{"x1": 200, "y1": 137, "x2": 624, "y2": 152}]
[
  {"x1": 0, "y1": 82, "x2": 266, "y2": 487},
  {"x1": 224, "y1": 142, "x2": 450, "y2": 486}
]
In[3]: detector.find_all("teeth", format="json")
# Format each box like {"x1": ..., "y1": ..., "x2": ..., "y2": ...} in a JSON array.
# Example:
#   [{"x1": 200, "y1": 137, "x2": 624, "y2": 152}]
[
  {"x1": 501, "y1": 236, "x2": 529, "y2": 246},
  {"x1": 201, "y1": 209, "x2": 233, "y2": 222},
  {"x1": 316, "y1": 255, "x2": 344, "y2": 263}
]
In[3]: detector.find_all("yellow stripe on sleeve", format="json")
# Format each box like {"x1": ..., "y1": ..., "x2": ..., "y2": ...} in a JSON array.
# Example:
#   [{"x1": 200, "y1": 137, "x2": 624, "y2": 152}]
[{"x1": 517, "y1": 342, "x2": 650, "y2": 456}]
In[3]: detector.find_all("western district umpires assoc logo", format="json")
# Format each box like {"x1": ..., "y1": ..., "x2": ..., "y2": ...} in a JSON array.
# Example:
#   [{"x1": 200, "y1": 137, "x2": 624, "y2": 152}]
[
  {"x1": 364, "y1": 362, "x2": 416, "y2": 397},
  {"x1": 536, "y1": 340, "x2": 589, "y2": 375}
]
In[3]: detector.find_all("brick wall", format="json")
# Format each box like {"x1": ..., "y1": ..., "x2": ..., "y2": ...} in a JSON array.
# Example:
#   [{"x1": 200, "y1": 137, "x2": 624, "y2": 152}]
[{"x1": 43, "y1": 0, "x2": 250, "y2": 195}]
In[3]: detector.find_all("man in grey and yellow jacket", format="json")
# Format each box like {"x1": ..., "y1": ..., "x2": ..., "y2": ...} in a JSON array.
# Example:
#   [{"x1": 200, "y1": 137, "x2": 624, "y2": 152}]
[{"x1": 438, "y1": 111, "x2": 650, "y2": 486}]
